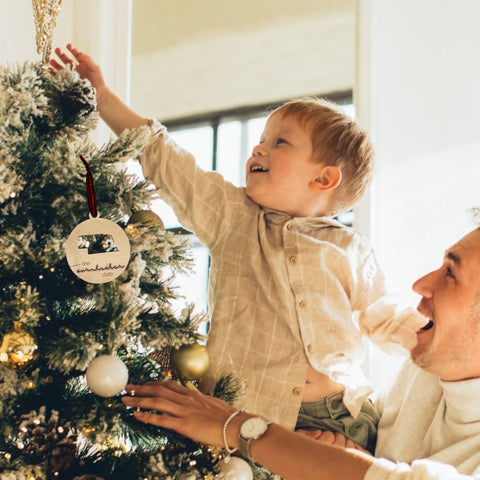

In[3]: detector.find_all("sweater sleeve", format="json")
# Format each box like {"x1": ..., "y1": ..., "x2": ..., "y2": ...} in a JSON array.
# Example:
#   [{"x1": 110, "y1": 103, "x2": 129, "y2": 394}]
[{"x1": 365, "y1": 458, "x2": 478, "y2": 480}]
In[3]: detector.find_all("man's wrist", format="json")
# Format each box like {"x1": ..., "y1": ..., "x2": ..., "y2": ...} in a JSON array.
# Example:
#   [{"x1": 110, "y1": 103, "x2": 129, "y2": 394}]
[
  {"x1": 225, "y1": 411, "x2": 253, "y2": 450},
  {"x1": 238, "y1": 417, "x2": 273, "y2": 462}
]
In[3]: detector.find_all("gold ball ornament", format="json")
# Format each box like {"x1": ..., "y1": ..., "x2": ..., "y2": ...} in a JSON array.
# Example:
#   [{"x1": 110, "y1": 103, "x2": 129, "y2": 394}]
[
  {"x1": 170, "y1": 343, "x2": 210, "y2": 380},
  {"x1": 127, "y1": 210, "x2": 164, "y2": 231},
  {"x1": 0, "y1": 325, "x2": 39, "y2": 370}
]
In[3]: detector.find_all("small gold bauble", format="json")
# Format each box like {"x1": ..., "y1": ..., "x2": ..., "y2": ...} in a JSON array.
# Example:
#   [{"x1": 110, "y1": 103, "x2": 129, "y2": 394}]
[
  {"x1": 127, "y1": 210, "x2": 164, "y2": 230},
  {"x1": 0, "y1": 325, "x2": 39, "y2": 370},
  {"x1": 170, "y1": 343, "x2": 210, "y2": 380}
]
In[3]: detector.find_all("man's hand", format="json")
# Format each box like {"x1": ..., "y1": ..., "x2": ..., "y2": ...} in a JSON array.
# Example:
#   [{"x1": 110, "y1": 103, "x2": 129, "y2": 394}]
[{"x1": 122, "y1": 380, "x2": 238, "y2": 448}]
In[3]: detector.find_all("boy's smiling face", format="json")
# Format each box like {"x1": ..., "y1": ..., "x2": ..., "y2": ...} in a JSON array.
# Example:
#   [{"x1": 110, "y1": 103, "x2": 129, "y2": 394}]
[{"x1": 245, "y1": 113, "x2": 325, "y2": 217}]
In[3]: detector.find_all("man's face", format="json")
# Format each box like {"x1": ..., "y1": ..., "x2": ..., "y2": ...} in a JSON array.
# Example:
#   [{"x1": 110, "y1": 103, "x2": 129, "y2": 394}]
[{"x1": 411, "y1": 228, "x2": 480, "y2": 380}]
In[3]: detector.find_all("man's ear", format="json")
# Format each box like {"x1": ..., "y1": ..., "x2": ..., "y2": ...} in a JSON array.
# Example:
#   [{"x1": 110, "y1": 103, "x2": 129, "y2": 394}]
[{"x1": 310, "y1": 165, "x2": 342, "y2": 192}]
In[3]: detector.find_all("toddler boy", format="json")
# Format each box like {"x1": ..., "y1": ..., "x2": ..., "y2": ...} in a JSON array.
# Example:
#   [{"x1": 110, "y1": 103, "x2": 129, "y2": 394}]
[{"x1": 51, "y1": 45, "x2": 426, "y2": 453}]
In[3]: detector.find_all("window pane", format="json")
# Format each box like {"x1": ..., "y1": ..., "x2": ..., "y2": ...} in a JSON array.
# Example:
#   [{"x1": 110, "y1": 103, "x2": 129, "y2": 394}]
[
  {"x1": 247, "y1": 117, "x2": 268, "y2": 155},
  {"x1": 168, "y1": 239, "x2": 210, "y2": 325},
  {"x1": 171, "y1": 126, "x2": 214, "y2": 171},
  {"x1": 217, "y1": 121, "x2": 243, "y2": 186},
  {"x1": 341, "y1": 103, "x2": 356, "y2": 119},
  {"x1": 152, "y1": 126, "x2": 214, "y2": 229}
]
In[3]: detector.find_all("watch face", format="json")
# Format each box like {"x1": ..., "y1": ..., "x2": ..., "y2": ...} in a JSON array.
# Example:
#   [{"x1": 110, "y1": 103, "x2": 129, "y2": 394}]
[{"x1": 240, "y1": 417, "x2": 269, "y2": 439}]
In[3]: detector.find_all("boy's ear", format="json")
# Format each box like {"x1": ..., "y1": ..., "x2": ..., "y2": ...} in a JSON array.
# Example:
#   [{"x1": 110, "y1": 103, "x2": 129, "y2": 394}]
[{"x1": 310, "y1": 165, "x2": 342, "y2": 192}]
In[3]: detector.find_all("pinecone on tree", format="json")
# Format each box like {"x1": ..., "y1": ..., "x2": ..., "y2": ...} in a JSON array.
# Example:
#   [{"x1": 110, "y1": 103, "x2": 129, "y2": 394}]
[{"x1": 60, "y1": 76, "x2": 96, "y2": 120}]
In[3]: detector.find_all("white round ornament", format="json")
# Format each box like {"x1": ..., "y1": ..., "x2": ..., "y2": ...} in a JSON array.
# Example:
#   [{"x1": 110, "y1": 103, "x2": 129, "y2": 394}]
[
  {"x1": 66, "y1": 216, "x2": 130, "y2": 283},
  {"x1": 217, "y1": 457, "x2": 253, "y2": 480},
  {"x1": 86, "y1": 355, "x2": 129, "y2": 397}
]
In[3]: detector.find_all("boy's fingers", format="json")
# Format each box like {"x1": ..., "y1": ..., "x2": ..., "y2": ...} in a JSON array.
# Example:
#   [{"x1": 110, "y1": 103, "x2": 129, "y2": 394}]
[
  {"x1": 52, "y1": 47, "x2": 74, "y2": 66},
  {"x1": 49, "y1": 59, "x2": 62, "y2": 70},
  {"x1": 67, "y1": 44, "x2": 82, "y2": 60}
]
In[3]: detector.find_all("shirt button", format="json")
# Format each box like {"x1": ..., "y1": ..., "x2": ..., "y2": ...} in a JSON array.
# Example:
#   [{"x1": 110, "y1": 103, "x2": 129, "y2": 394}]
[
  {"x1": 299, "y1": 300, "x2": 307, "y2": 308},
  {"x1": 286, "y1": 223, "x2": 293, "y2": 231},
  {"x1": 289, "y1": 256, "x2": 297, "y2": 265},
  {"x1": 307, "y1": 344, "x2": 313, "y2": 353},
  {"x1": 292, "y1": 387, "x2": 302, "y2": 396}
]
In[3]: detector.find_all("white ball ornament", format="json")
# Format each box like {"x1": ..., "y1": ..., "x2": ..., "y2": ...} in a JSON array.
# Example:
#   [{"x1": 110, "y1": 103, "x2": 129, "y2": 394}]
[
  {"x1": 217, "y1": 457, "x2": 253, "y2": 480},
  {"x1": 86, "y1": 355, "x2": 129, "y2": 397}
]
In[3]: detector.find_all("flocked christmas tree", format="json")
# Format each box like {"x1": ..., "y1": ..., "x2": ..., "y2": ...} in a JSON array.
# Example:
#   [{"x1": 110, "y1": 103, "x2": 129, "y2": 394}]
[{"x1": 0, "y1": 3, "x2": 255, "y2": 479}]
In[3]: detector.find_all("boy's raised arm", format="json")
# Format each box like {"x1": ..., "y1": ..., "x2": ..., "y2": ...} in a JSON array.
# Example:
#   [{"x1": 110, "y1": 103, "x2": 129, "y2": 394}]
[{"x1": 50, "y1": 44, "x2": 149, "y2": 136}]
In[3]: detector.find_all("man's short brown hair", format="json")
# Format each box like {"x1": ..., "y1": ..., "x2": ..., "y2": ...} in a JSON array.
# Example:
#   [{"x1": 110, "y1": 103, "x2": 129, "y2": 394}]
[{"x1": 271, "y1": 97, "x2": 375, "y2": 216}]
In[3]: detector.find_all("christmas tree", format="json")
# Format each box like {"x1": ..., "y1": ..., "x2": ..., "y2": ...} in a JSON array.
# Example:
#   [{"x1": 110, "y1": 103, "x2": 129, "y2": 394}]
[{"x1": 0, "y1": 52, "x2": 252, "y2": 480}]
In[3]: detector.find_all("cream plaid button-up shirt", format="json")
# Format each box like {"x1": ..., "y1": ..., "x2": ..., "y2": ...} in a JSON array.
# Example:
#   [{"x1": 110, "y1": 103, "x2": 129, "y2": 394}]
[{"x1": 140, "y1": 123, "x2": 426, "y2": 429}]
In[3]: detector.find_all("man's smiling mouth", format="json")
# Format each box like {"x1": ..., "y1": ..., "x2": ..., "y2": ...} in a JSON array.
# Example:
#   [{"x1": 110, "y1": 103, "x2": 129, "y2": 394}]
[{"x1": 250, "y1": 164, "x2": 268, "y2": 172}]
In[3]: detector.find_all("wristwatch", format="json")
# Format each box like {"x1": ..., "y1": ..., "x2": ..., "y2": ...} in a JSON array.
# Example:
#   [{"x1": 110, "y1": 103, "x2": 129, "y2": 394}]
[{"x1": 238, "y1": 417, "x2": 272, "y2": 463}]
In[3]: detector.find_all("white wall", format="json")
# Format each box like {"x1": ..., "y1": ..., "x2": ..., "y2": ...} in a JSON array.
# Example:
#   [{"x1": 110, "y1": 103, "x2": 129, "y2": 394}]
[
  {"x1": 0, "y1": 0, "x2": 72, "y2": 64},
  {"x1": 357, "y1": 0, "x2": 480, "y2": 303},
  {"x1": 130, "y1": 1, "x2": 355, "y2": 119},
  {"x1": 357, "y1": 0, "x2": 480, "y2": 385}
]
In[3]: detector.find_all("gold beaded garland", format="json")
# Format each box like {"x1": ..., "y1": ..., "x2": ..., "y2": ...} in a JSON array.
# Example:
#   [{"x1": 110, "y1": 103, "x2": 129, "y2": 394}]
[{"x1": 31, "y1": 0, "x2": 63, "y2": 64}]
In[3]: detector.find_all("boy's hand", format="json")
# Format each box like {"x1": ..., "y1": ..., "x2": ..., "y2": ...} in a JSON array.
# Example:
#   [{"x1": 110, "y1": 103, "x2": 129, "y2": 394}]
[
  {"x1": 50, "y1": 44, "x2": 108, "y2": 101},
  {"x1": 50, "y1": 44, "x2": 149, "y2": 134},
  {"x1": 295, "y1": 429, "x2": 365, "y2": 451}
]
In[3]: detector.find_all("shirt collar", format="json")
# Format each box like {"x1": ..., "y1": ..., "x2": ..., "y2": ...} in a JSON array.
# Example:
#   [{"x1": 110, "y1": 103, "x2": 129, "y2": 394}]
[{"x1": 261, "y1": 207, "x2": 347, "y2": 230}]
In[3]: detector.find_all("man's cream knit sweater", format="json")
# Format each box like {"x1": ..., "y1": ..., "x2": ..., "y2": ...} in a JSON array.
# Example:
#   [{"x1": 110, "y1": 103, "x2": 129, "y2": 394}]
[{"x1": 365, "y1": 360, "x2": 480, "y2": 480}]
